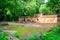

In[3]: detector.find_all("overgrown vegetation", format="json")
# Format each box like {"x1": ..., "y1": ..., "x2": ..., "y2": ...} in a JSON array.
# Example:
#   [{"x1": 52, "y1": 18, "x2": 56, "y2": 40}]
[
  {"x1": 46, "y1": 0, "x2": 60, "y2": 14},
  {"x1": 22, "y1": 24, "x2": 60, "y2": 40},
  {"x1": 23, "y1": 33, "x2": 40, "y2": 40},
  {"x1": 0, "y1": 0, "x2": 59, "y2": 21},
  {"x1": 0, "y1": 0, "x2": 59, "y2": 40},
  {"x1": 14, "y1": 31, "x2": 19, "y2": 38},
  {"x1": 7, "y1": 25, "x2": 51, "y2": 40},
  {"x1": 0, "y1": 0, "x2": 44, "y2": 21},
  {"x1": 8, "y1": 26, "x2": 41, "y2": 37},
  {"x1": 0, "y1": 29, "x2": 8, "y2": 40},
  {"x1": 0, "y1": 24, "x2": 59, "y2": 40},
  {"x1": 41, "y1": 24, "x2": 60, "y2": 40}
]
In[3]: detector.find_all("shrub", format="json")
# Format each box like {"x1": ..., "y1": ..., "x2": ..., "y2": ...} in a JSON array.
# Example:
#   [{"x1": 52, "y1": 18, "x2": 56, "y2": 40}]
[
  {"x1": 41, "y1": 24, "x2": 60, "y2": 40},
  {"x1": 14, "y1": 31, "x2": 19, "y2": 38},
  {"x1": 25, "y1": 33, "x2": 40, "y2": 40},
  {"x1": 0, "y1": 29, "x2": 8, "y2": 40}
]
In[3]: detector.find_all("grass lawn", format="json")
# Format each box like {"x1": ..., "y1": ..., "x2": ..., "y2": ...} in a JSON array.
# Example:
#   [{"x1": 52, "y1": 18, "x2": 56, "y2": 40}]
[
  {"x1": 41, "y1": 24, "x2": 60, "y2": 40},
  {"x1": 0, "y1": 23, "x2": 56, "y2": 40},
  {"x1": 7, "y1": 25, "x2": 49, "y2": 38}
]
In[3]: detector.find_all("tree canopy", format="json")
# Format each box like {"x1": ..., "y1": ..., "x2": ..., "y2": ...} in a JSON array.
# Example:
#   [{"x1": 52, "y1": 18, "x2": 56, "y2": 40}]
[
  {"x1": 46, "y1": 0, "x2": 60, "y2": 14},
  {"x1": 0, "y1": 0, "x2": 44, "y2": 21},
  {"x1": 0, "y1": 0, "x2": 59, "y2": 21}
]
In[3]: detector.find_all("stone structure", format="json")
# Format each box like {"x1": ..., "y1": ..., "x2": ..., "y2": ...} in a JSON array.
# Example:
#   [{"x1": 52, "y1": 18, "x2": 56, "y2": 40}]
[
  {"x1": 58, "y1": 17, "x2": 60, "y2": 22},
  {"x1": 19, "y1": 14, "x2": 57, "y2": 23},
  {"x1": 37, "y1": 15, "x2": 57, "y2": 23}
]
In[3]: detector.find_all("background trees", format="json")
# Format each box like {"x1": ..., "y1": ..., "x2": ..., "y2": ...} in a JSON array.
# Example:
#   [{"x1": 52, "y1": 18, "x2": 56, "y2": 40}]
[
  {"x1": 0, "y1": 0, "x2": 59, "y2": 21},
  {"x1": 39, "y1": 0, "x2": 60, "y2": 15},
  {"x1": 0, "y1": 0, "x2": 44, "y2": 21},
  {"x1": 46, "y1": 0, "x2": 60, "y2": 14}
]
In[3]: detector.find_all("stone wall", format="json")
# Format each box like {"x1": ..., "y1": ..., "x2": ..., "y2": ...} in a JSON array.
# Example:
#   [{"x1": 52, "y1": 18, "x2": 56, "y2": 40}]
[
  {"x1": 37, "y1": 15, "x2": 57, "y2": 23},
  {"x1": 58, "y1": 17, "x2": 60, "y2": 23},
  {"x1": 19, "y1": 15, "x2": 57, "y2": 23}
]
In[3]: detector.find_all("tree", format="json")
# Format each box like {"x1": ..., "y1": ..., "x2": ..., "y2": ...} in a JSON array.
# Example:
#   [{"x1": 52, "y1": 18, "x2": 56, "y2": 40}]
[
  {"x1": 0, "y1": 0, "x2": 9, "y2": 21},
  {"x1": 39, "y1": 4, "x2": 52, "y2": 15},
  {"x1": 0, "y1": 0, "x2": 45, "y2": 21},
  {"x1": 46, "y1": 0, "x2": 60, "y2": 14}
]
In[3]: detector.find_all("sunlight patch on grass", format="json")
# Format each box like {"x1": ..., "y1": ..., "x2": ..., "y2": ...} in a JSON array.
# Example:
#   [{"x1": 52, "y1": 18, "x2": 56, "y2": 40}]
[{"x1": 8, "y1": 26, "x2": 41, "y2": 37}]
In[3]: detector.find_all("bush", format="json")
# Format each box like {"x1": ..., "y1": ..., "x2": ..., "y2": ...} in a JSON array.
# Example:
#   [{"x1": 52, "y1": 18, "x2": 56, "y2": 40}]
[
  {"x1": 39, "y1": 4, "x2": 53, "y2": 15},
  {"x1": 24, "y1": 33, "x2": 40, "y2": 40},
  {"x1": 41, "y1": 24, "x2": 60, "y2": 40},
  {"x1": 0, "y1": 29, "x2": 8, "y2": 40},
  {"x1": 14, "y1": 31, "x2": 19, "y2": 38}
]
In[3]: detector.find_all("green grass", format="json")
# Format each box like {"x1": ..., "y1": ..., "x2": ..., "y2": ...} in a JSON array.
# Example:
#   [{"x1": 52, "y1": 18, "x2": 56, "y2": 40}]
[
  {"x1": 41, "y1": 24, "x2": 60, "y2": 40},
  {"x1": 7, "y1": 25, "x2": 49, "y2": 37},
  {"x1": 6, "y1": 24, "x2": 52, "y2": 40},
  {"x1": 8, "y1": 26, "x2": 40, "y2": 36}
]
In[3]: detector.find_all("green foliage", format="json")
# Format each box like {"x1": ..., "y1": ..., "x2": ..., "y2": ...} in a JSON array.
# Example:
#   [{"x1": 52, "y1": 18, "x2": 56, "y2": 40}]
[
  {"x1": 0, "y1": 29, "x2": 8, "y2": 40},
  {"x1": 41, "y1": 24, "x2": 60, "y2": 40},
  {"x1": 1, "y1": 0, "x2": 59, "y2": 21},
  {"x1": 46, "y1": 0, "x2": 60, "y2": 14},
  {"x1": 39, "y1": 0, "x2": 59, "y2": 15},
  {"x1": 14, "y1": 31, "x2": 19, "y2": 38},
  {"x1": 39, "y1": 4, "x2": 51, "y2": 15},
  {"x1": 24, "y1": 33, "x2": 40, "y2": 40},
  {"x1": 0, "y1": 0, "x2": 44, "y2": 21}
]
